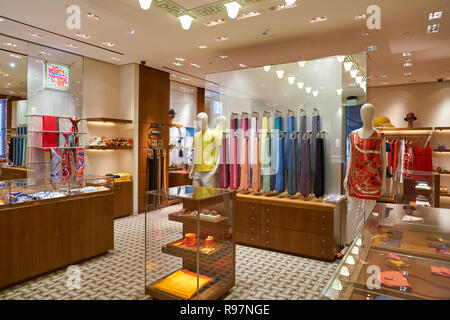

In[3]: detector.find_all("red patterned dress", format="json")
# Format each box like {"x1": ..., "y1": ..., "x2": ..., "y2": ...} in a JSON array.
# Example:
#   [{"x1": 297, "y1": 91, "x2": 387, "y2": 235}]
[{"x1": 348, "y1": 130, "x2": 384, "y2": 200}]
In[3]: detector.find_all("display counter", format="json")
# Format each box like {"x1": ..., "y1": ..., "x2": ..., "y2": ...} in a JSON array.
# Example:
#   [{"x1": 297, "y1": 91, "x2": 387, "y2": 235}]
[
  {"x1": 0, "y1": 177, "x2": 114, "y2": 289},
  {"x1": 235, "y1": 193, "x2": 345, "y2": 261},
  {"x1": 145, "y1": 186, "x2": 235, "y2": 300},
  {"x1": 321, "y1": 203, "x2": 450, "y2": 300}
]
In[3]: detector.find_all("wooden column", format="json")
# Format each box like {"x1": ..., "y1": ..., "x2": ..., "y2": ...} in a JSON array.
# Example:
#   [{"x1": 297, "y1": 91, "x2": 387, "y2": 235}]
[
  {"x1": 197, "y1": 87, "x2": 205, "y2": 114},
  {"x1": 138, "y1": 65, "x2": 170, "y2": 213}
]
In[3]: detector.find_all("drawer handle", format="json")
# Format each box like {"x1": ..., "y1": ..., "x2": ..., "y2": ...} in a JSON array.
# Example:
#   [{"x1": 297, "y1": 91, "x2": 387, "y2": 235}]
[
  {"x1": 251, "y1": 227, "x2": 254, "y2": 231},
  {"x1": 266, "y1": 230, "x2": 269, "y2": 233},
  {"x1": 250, "y1": 237, "x2": 254, "y2": 241},
  {"x1": 266, "y1": 219, "x2": 270, "y2": 223},
  {"x1": 251, "y1": 217, "x2": 255, "y2": 220},
  {"x1": 266, "y1": 241, "x2": 269, "y2": 245},
  {"x1": 266, "y1": 209, "x2": 270, "y2": 212},
  {"x1": 322, "y1": 251, "x2": 325, "y2": 255},
  {"x1": 322, "y1": 227, "x2": 326, "y2": 231},
  {"x1": 322, "y1": 239, "x2": 325, "y2": 243},
  {"x1": 322, "y1": 215, "x2": 325, "y2": 219}
]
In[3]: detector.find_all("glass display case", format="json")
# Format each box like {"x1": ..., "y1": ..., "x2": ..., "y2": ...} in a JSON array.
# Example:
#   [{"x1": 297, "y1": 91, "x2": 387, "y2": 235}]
[
  {"x1": 0, "y1": 175, "x2": 113, "y2": 208},
  {"x1": 145, "y1": 185, "x2": 235, "y2": 300},
  {"x1": 321, "y1": 202, "x2": 450, "y2": 300}
]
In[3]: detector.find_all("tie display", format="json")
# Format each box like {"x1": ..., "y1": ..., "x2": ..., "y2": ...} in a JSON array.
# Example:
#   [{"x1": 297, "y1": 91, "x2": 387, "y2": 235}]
[
  {"x1": 251, "y1": 137, "x2": 260, "y2": 192},
  {"x1": 219, "y1": 136, "x2": 229, "y2": 189},
  {"x1": 314, "y1": 134, "x2": 325, "y2": 198},
  {"x1": 239, "y1": 137, "x2": 249, "y2": 190},
  {"x1": 300, "y1": 134, "x2": 311, "y2": 198},
  {"x1": 275, "y1": 137, "x2": 285, "y2": 193},
  {"x1": 287, "y1": 134, "x2": 298, "y2": 195}
]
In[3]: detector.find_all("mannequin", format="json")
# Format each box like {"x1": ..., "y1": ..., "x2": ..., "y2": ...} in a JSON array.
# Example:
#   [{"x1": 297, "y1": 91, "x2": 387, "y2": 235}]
[
  {"x1": 343, "y1": 103, "x2": 386, "y2": 251},
  {"x1": 189, "y1": 112, "x2": 221, "y2": 188}
]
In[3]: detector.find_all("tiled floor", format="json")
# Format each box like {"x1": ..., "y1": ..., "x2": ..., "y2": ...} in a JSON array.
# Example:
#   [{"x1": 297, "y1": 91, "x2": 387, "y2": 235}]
[{"x1": 0, "y1": 206, "x2": 337, "y2": 300}]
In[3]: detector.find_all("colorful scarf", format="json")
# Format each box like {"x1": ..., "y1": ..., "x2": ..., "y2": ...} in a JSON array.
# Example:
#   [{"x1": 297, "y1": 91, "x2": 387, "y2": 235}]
[
  {"x1": 75, "y1": 148, "x2": 85, "y2": 181},
  {"x1": 70, "y1": 117, "x2": 81, "y2": 146},
  {"x1": 50, "y1": 148, "x2": 62, "y2": 184},
  {"x1": 62, "y1": 133, "x2": 72, "y2": 180}
]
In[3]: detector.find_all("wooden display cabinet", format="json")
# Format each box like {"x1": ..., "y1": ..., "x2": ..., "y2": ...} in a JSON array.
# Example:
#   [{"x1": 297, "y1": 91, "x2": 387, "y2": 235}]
[{"x1": 114, "y1": 181, "x2": 133, "y2": 218}]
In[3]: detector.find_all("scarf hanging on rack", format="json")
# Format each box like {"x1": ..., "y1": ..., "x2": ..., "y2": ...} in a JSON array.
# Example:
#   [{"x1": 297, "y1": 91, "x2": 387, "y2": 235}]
[
  {"x1": 62, "y1": 133, "x2": 72, "y2": 180},
  {"x1": 75, "y1": 148, "x2": 85, "y2": 181},
  {"x1": 251, "y1": 137, "x2": 260, "y2": 192},
  {"x1": 50, "y1": 148, "x2": 62, "y2": 184}
]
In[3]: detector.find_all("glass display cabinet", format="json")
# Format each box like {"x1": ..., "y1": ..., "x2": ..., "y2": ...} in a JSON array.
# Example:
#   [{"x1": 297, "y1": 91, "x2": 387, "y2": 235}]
[
  {"x1": 145, "y1": 185, "x2": 236, "y2": 300},
  {"x1": 321, "y1": 202, "x2": 450, "y2": 300}
]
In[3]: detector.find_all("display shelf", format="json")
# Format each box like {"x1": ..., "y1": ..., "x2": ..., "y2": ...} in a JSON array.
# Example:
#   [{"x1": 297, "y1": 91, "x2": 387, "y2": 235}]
[
  {"x1": 433, "y1": 149, "x2": 450, "y2": 153},
  {"x1": 161, "y1": 239, "x2": 225, "y2": 258},
  {"x1": 86, "y1": 145, "x2": 132, "y2": 150},
  {"x1": 86, "y1": 117, "x2": 132, "y2": 124},
  {"x1": 440, "y1": 192, "x2": 450, "y2": 198},
  {"x1": 168, "y1": 211, "x2": 228, "y2": 225},
  {"x1": 26, "y1": 115, "x2": 85, "y2": 120},
  {"x1": 28, "y1": 130, "x2": 87, "y2": 134}
]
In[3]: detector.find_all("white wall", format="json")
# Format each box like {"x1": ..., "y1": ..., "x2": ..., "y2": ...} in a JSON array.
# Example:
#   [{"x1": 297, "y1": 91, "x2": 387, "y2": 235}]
[{"x1": 170, "y1": 82, "x2": 197, "y2": 127}]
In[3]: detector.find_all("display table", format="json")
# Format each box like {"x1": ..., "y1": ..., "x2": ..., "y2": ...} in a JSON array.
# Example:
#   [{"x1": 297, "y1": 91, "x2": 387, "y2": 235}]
[
  {"x1": 0, "y1": 178, "x2": 114, "y2": 289},
  {"x1": 235, "y1": 193, "x2": 346, "y2": 261},
  {"x1": 321, "y1": 203, "x2": 450, "y2": 300}
]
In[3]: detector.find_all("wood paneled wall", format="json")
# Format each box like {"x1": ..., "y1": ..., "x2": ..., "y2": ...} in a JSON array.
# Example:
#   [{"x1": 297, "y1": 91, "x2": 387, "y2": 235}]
[
  {"x1": 197, "y1": 87, "x2": 205, "y2": 113},
  {"x1": 138, "y1": 65, "x2": 170, "y2": 213}
]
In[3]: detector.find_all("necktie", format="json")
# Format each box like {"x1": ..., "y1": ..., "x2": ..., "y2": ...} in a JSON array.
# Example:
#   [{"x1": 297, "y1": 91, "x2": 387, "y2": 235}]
[
  {"x1": 275, "y1": 137, "x2": 285, "y2": 193},
  {"x1": 260, "y1": 117, "x2": 269, "y2": 169},
  {"x1": 240, "y1": 137, "x2": 249, "y2": 190},
  {"x1": 229, "y1": 137, "x2": 238, "y2": 190},
  {"x1": 270, "y1": 133, "x2": 276, "y2": 191},
  {"x1": 311, "y1": 115, "x2": 320, "y2": 189},
  {"x1": 314, "y1": 137, "x2": 324, "y2": 198},
  {"x1": 262, "y1": 137, "x2": 271, "y2": 193},
  {"x1": 219, "y1": 136, "x2": 229, "y2": 188},
  {"x1": 300, "y1": 136, "x2": 311, "y2": 198},
  {"x1": 251, "y1": 137, "x2": 260, "y2": 192},
  {"x1": 285, "y1": 116, "x2": 296, "y2": 169},
  {"x1": 287, "y1": 136, "x2": 298, "y2": 195}
]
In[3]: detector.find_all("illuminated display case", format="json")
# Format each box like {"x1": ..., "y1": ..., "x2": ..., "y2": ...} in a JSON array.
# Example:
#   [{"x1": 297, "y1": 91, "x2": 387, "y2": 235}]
[
  {"x1": 145, "y1": 186, "x2": 235, "y2": 300},
  {"x1": 320, "y1": 203, "x2": 450, "y2": 300}
]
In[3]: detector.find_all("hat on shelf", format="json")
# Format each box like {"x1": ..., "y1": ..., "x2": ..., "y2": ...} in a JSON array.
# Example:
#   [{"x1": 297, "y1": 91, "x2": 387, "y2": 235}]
[
  {"x1": 404, "y1": 112, "x2": 417, "y2": 121},
  {"x1": 373, "y1": 116, "x2": 394, "y2": 128}
]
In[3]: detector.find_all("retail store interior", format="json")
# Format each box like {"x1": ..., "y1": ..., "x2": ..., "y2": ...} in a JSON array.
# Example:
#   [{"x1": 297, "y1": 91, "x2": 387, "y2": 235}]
[{"x1": 0, "y1": 0, "x2": 449, "y2": 301}]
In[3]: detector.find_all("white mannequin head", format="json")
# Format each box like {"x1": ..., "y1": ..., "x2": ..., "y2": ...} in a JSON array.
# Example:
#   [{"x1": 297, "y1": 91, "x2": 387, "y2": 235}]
[
  {"x1": 360, "y1": 103, "x2": 375, "y2": 129},
  {"x1": 197, "y1": 112, "x2": 209, "y2": 132},
  {"x1": 217, "y1": 115, "x2": 228, "y2": 131}
]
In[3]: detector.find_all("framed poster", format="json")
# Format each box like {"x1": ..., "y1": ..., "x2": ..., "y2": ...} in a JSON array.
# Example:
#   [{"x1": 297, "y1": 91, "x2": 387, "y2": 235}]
[{"x1": 45, "y1": 62, "x2": 70, "y2": 90}]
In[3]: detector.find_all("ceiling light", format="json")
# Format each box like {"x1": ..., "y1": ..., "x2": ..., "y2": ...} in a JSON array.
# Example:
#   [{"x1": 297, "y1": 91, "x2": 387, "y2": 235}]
[
  {"x1": 355, "y1": 76, "x2": 363, "y2": 84},
  {"x1": 429, "y1": 11, "x2": 442, "y2": 20},
  {"x1": 0, "y1": 18, "x2": 4, "y2": 22},
  {"x1": 9, "y1": 62, "x2": 16, "y2": 68},
  {"x1": 263, "y1": 66, "x2": 271, "y2": 71},
  {"x1": 65, "y1": 43, "x2": 78, "y2": 48},
  {"x1": 276, "y1": 70, "x2": 285, "y2": 79},
  {"x1": 9, "y1": 54, "x2": 21, "y2": 59},
  {"x1": 270, "y1": 3, "x2": 297, "y2": 11},
  {"x1": 28, "y1": 32, "x2": 43, "y2": 38},
  {"x1": 350, "y1": 69, "x2": 358, "y2": 78},
  {"x1": 239, "y1": 64, "x2": 247, "y2": 68},
  {"x1": 216, "y1": 36, "x2": 229, "y2": 41},
  {"x1": 39, "y1": 51, "x2": 50, "y2": 56},
  {"x1": 3, "y1": 42, "x2": 17, "y2": 47},
  {"x1": 224, "y1": 2, "x2": 241, "y2": 19},
  {"x1": 368, "y1": 45, "x2": 377, "y2": 51},
  {"x1": 220, "y1": 55, "x2": 228, "y2": 59},
  {"x1": 380, "y1": 82, "x2": 390, "y2": 85},
  {"x1": 86, "y1": 12, "x2": 101, "y2": 20},
  {"x1": 309, "y1": 16, "x2": 327, "y2": 23},
  {"x1": 237, "y1": 11, "x2": 260, "y2": 20},
  {"x1": 360, "y1": 81, "x2": 366, "y2": 89},
  {"x1": 336, "y1": 56, "x2": 345, "y2": 63},
  {"x1": 173, "y1": 62, "x2": 183, "y2": 66},
  {"x1": 404, "y1": 62, "x2": 411, "y2": 67},
  {"x1": 404, "y1": 72, "x2": 412, "y2": 76},
  {"x1": 179, "y1": 15, "x2": 194, "y2": 30},
  {"x1": 175, "y1": 57, "x2": 186, "y2": 61},
  {"x1": 204, "y1": 19, "x2": 226, "y2": 27},
  {"x1": 1, "y1": 73, "x2": 10, "y2": 77},
  {"x1": 380, "y1": 74, "x2": 388, "y2": 78},
  {"x1": 337, "y1": 89, "x2": 343, "y2": 95},
  {"x1": 305, "y1": 87, "x2": 312, "y2": 93},
  {"x1": 75, "y1": 33, "x2": 90, "y2": 39},
  {"x1": 171, "y1": 74, "x2": 177, "y2": 78},
  {"x1": 288, "y1": 76, "x2": 295, "y2": 84},
  {"x1": 35, "y1": 59, "x2": 44, "y2": 64},
  {"x1": 297, "y1": 82, "x2": 304, "y2": 89},
  {"x1": 285, "y1": 0, "x2": 296, "y2": 5},
  {"x1": 312, "y1": 91, "x2": 318, "y2": 97},
  {"x1": 111, "y1": 57, "x2": 121, "y2": 61},
  {"x1": 190, "y1": 63, "x2": 201, "y2": 68},
  {"x1": 139, "y1": 0, "x2": 152, "y2": 10},
  {"x1": 102, "y1": 41, "x2": 115, "y2": 47},
  {"x1": 182, "y1": 78, "x2": 190, "y2": 81},
  {"x1": 198, "y1": 45, "x2": 207, "y2": 49},
  {"x1": 128, "y1": 29, "x2": 136, "y2": 35},
  {"x1": 343, "y1": 62, "x2": 353, "y2": 71},
  {"x1": 354, "y1": 14, "x2": 366, "y2": 20},
  {"x1": 427, "y1": 24, "x2": 439, "y2": 33},
  {"x1": 403, "y1": 52, "x2": 412, "y2": 57},
  {"x1": 298, "y1": 61, "x2": 306, "y2": 67},
  {"x1": 362, "y1": 32, "x2": 370, "y2": 37}
]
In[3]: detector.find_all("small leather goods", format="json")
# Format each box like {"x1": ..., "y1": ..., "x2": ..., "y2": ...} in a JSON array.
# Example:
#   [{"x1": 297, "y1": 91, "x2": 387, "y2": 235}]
[
  {"x1": 386, "y1": 259, "x2": 406, "y2": 270},
  {"x1": 185, "y1": 233, "x2": 196, "y2": 247},
  {"x1": 380, "y1": 271, "x2": 411, "y2": 288}
]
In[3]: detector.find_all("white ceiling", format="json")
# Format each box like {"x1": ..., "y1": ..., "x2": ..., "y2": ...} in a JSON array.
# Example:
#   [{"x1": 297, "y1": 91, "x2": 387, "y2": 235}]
[{"x1": 0, "y1": 0, "x2": 449, "y2": 89}]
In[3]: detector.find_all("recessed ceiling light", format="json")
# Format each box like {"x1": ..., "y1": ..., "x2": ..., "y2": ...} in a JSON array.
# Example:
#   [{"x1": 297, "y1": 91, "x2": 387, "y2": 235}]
[
  {"x1": 102, "y1": 41, "x2": 115, "y2": 47},
  {"x1": 75, "y1": 33, "x2": 90, "y2": 39},
  {"x1": 39, "y1": 51, "x2": 50, "y2": 56},
  {"x1": 269, "y1": 3, "x2": 298, "y2": 11},
  {"x1": 128, "y1": 29, "x2": 136, "y2": 35},
  {"x1": 427, "y1": 24, "x2": 439, "y2": 33},
  {"x1": 380, "y1": 74, "x2": 388, "y2": 78},
  {"x1": 220, "y1": 55, "x2": 228, "y2": 59},
  {"x1": 35, "y1": 59, "x2": 44, "y2": 64},
  {"x1": 404, "y1": 72, "x2": 412, "y2": 76},
  {"x1": 198, "y1": 45, "x2": 207, "y2": 49},
  {"x1": 362, "y1": 32, "x2": 370, "y2": 37},
  {"x1": 87, "y1": 12, "x2": 101, "y2": 20},
  {"x1": 239, "y1": 64, "x2": 248, "y2": 68},
  {"x1": 429, "y1": 11, "x2": 442, "y2": 20},
  {"x1": 9, "y1": 62, "x2": 16, "y2": 68},
  {"x1": 175, "y1": 57, "x2": 186, "y2": 61},
  {"x1": 403, "y1": 52, "x2": 412, "y2": 57},
  {"x1": 2, "y1": 42, "x2": 17, "y2": 47},
  {"x1": 354, "y1": 14, "x2": 366, "y2": 20},
  {"x1": 9, "y1": 54, "x2": 22, "y2": 59},
  {"x1": 204, "y1": 18, "x2": 226, "y2": 27},
  {"x1": 0, "y1": 18, "x2": 4, "y2": 22},
  {"x1": 171, "y1": 74, "x2": 177, "y2": 78},
  {"x1": 309, "y1": 16, "x2": 327, "y2": 23},
  {"x1": 111, "y1": 57, "x2": 120, "y2": 61},
  {"x1": 368, "y1": 45, "x2": 377, "y2": 51},
  {"x1": 404, "y1": 62, "x2": 411, "y2": 67},
  {"x1": 28, "y1": 32, "x2": 43, "y2": 38},
  {"x1": 190, "y1": 63, "x2": 201, "y2": 68},
  {"x1": 216, "y1": 36, "x2": 229, "y2": 41},
  {"x1": 237, "y1": 11, "x2": 260, "y2": 20},
  {"x1": 182, "y1": 78, "x2": 190, "y2": 81},
  {"x1": 65, "y1": 43, "x2": 78, "y2": 48},
  {"x1": 173, "y1": 62, "x2": 183, "y2": 66}
]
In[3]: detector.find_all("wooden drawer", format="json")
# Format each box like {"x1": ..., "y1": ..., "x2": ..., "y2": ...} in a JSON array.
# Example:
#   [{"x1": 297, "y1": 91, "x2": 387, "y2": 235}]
[
  {"x1": 236, "y1": 201, "x2": 260, "y2": 225},
  {"x1": 287, "y1": 206, "x2": 334, "y2": 224},
  {"x1": 236, "y1": 232, "x2": 259, "y2": 246},
  {"x1": 236, "y1": 221, "x2": 259, "y2": 234}
]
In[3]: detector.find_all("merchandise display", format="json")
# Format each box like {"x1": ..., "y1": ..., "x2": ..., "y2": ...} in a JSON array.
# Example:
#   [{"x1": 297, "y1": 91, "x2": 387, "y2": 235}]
[
  {"x1": 8, "y1": 125, "x2": 27, "y2": 166},
  {"x1": 321, "y1": 202, "x2": 450, "y2": 300},
  {"x1": 145, "y1": 186, "x2": 235, "y2": 300}
]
